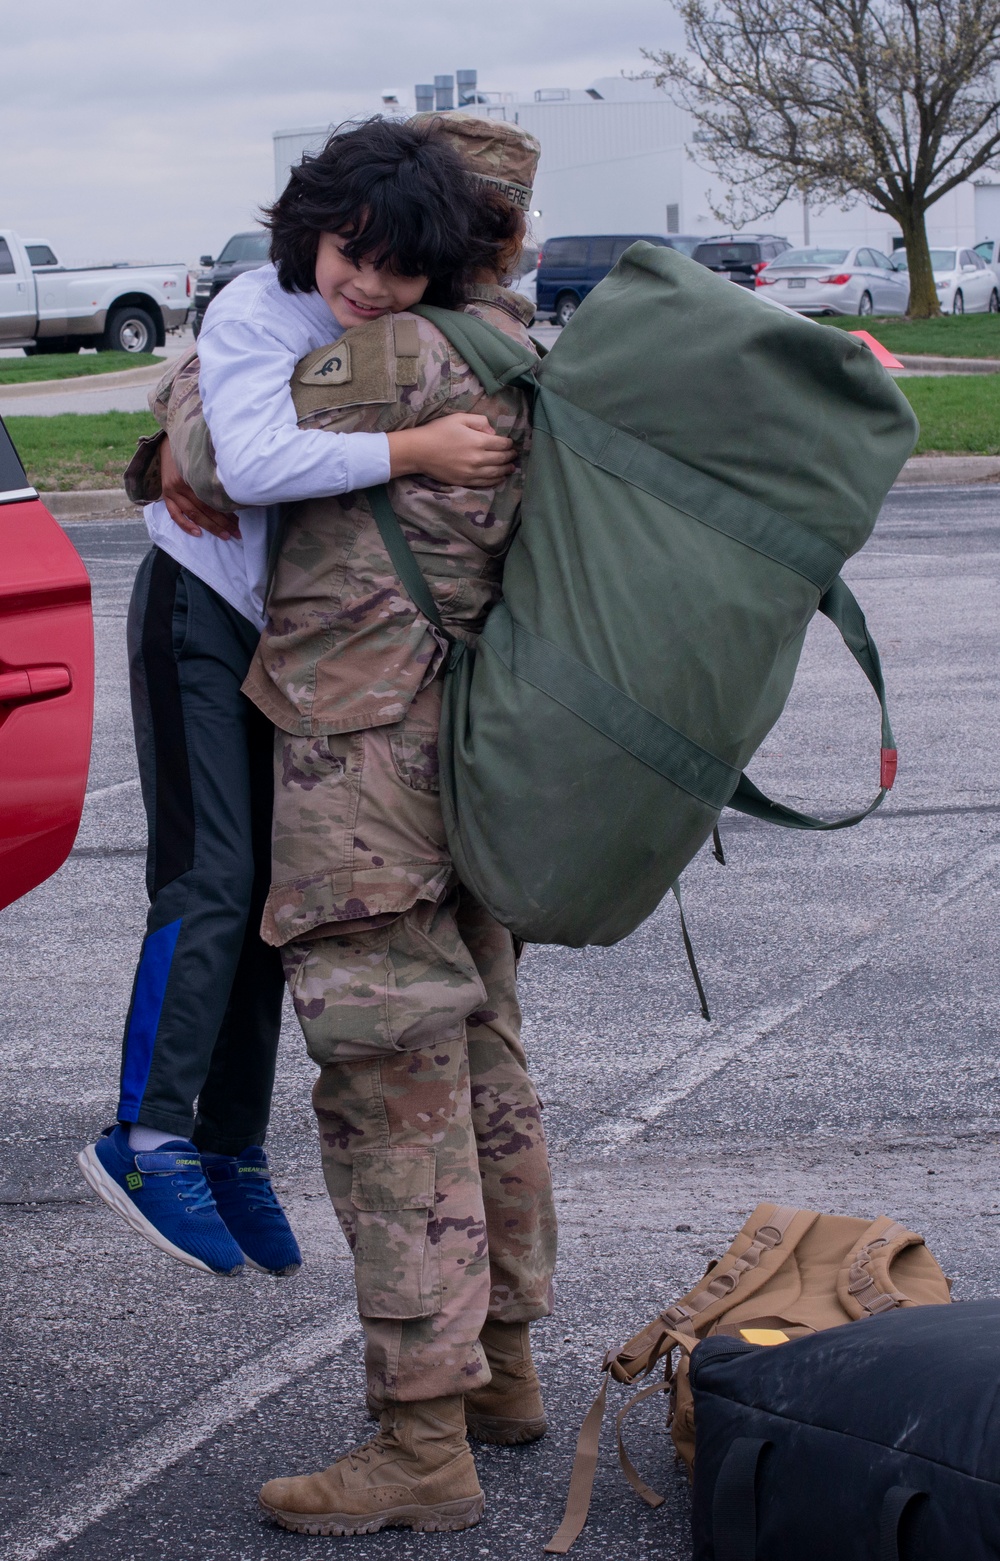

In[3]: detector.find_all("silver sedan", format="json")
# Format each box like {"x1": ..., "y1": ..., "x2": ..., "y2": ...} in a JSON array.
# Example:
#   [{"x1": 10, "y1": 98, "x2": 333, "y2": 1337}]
[{"x1": 755, "y1": 246, "x2": 909, "y2": 315}]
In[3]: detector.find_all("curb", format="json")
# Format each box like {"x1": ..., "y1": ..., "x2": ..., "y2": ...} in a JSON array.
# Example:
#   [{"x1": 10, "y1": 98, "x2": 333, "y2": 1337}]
[
  {"x1": 896, "y1": 353, "x2": 1000, "y2": 374},
  {"x1": 42, "y1": 489, "x2": 143, "y2": 521},
  {"x1": 895, "y1": 454, "x2": 1000, "y2": 485},
  {"x1": 39, "y1": 456, "x2": 1000, "y2": 520},
  {"x1": 0, "y1": 360, "x2": 166, "y2": 401}
]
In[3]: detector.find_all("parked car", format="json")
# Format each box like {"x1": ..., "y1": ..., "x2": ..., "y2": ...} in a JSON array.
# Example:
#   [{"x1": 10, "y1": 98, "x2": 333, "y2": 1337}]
[
  {"x1": 512, "y1": 268, "x2": 537, "y2": 315},
  {"x1": 536, "y1": 234, "x2": 696, "y2": 326},
  {"x1": 891, "y1": 246, "x2": 999, "y2": 314},
  {"x1": 0, "y1": 416, "x2": 93, "y2": 910},
  {"x1": 692, "y1": 234, "x2": 792, "y2": 288},
  {"x1": 192, "y1": 229, "x2": 271, "y2": 337},
  {"x1": 0, "y1": 230, "x2": 191, "y2": 354},
  {"x1": 974, "y1": 237, "x2": 1000, "y2": 283},
  {"x1": 755, "y1": 245, "x2": 909, "y2": 315}
]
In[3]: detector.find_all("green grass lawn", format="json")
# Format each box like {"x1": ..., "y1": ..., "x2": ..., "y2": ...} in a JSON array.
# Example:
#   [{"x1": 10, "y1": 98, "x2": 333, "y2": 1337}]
[
  {"x1": 5, "y1": 412, "x2": 158, "y2": 490},
  {"x1": 823, "y1": 314, "x2": 1000, "y2": 358},
  {"x1": 4, "y1": 375, "x2": 997, "y2": 490},
  {"x1": 897, "y1": 375, "x2": 1000, "y2": 454},
  {"x1": 0, "y1": 351, "x2": 160, "y2": 386}
]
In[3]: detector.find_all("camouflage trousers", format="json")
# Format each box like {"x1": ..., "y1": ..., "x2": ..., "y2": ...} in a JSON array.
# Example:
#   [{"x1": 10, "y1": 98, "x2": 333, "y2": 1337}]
[{"x1": 283, "y1": 886, "x2": 557, "y2": 1404}]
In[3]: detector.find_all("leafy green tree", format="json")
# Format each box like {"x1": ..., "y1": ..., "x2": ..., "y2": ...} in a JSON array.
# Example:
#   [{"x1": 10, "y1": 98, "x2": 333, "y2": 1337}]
[{"x1": 644, "y1": 0, "x2": 1000, "y2": 316}]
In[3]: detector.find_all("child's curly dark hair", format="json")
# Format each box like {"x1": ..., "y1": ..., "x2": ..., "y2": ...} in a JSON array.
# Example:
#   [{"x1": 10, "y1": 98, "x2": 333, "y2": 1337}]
[{"x1": 264, "y1": 117, "x2": 501, "y2": 306}]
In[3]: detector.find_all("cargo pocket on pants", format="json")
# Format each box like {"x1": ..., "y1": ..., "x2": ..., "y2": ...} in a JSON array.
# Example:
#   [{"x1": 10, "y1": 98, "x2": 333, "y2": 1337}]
[{"x1": 351, "y1": 1147, "x2": 442, "y2": 1319}]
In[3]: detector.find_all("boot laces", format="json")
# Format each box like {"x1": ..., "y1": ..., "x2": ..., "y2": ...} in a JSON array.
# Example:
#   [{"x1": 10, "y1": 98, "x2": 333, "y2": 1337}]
[{"x1": 346, "y1": 1431, "x2": 391, "y2": 1470}]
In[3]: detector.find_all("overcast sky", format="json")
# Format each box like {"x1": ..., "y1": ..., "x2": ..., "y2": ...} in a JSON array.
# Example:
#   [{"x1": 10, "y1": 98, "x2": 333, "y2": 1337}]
[{"x1": 4, "y1": 0, "x2": 684, "y2": 266}]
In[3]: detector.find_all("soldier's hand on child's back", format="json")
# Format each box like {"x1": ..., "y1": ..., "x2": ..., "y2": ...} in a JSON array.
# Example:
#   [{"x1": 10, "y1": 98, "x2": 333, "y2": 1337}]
[
  {"x1": 387, "y1": 414, "x2": 516, "y2": 490},
  {"x1": 161, "y1": 437, "x2": 241, "y2": 541}
]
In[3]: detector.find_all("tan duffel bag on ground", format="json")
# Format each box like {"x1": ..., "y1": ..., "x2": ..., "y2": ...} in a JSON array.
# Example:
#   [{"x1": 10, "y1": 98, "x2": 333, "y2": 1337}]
[{"x1": 545, "y1": 1202, "x2": 951, "y2": 1553}]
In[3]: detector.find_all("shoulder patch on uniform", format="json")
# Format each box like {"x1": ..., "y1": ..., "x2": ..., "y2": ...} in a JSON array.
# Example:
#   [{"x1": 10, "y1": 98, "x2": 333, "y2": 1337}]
[
  {"x1": 298, "y1": 343, "x2": 352, "y2": 385},
  {"x1": 292, "y1": 319, "x2": 396, "y2": 416}
]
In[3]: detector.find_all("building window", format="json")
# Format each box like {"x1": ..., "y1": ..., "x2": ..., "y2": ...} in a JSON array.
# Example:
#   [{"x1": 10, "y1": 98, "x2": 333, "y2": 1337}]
[{"x1": 666, "y1": 204, "x2": 680, "y2": 234}]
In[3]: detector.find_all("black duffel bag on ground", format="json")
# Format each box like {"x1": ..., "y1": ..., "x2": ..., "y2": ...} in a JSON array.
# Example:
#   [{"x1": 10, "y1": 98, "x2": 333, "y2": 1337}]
[{"x1": 690, "y1": 1297, "x2": 1000, "y2": 1559}]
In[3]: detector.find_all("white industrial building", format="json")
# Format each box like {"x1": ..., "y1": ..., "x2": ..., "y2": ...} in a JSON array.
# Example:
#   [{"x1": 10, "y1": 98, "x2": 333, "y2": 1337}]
[{"x1": 273, "y1": 73, "x2": 1000, "y2": 253}]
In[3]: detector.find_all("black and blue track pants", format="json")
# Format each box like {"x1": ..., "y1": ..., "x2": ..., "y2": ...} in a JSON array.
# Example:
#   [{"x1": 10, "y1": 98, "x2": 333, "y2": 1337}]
[{"x1": 118, "y1": 547, "x2": 284, "y2": 1154}]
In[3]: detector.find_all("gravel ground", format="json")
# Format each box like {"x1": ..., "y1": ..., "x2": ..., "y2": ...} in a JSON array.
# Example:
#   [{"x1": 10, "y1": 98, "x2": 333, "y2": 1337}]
[{"x1": 1, "y1": 486, "x2": 999, "y2": 1560}]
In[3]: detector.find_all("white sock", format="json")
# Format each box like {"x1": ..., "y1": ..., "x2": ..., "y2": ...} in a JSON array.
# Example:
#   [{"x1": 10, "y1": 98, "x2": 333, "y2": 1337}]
[{"x1": 127, "y1": 1124, "x2": 182, "y2": 1152}]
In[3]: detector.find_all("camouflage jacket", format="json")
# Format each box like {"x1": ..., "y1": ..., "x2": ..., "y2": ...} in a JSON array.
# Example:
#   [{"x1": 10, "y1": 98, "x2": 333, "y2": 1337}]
[{"x1": 126, "y1": 285, "x2": 536, "y2": 736}]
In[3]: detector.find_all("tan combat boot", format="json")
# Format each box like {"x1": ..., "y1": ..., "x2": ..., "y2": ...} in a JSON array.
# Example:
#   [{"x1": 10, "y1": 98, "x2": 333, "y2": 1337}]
[
  {"x1": 258, "y1": 1395, "x2": 484, "y2": 1536},
  {"x1": 464, "y1": 1319, "x2": 547, "y2": 1445}
]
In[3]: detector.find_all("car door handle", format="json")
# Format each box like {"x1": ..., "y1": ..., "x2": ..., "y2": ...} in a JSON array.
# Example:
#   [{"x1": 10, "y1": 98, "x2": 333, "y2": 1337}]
[{"x1": 0, "y1": 665, "x2": 72, "y2": 703}]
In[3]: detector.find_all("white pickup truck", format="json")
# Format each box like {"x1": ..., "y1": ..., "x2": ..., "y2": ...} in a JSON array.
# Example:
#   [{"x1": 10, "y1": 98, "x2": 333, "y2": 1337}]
[{"x1": 0, "y1": 230, "x2": 191, "y2": 355}]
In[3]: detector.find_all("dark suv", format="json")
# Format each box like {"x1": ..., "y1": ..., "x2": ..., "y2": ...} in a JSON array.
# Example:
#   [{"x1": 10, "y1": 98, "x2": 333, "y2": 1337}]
[
  {"x1": 537, "y1": 234, "x2": 703, "y2": 326},
  {"x1": 691, "y1": 234, "x2": 792, "y2": 288},
  {"x1": 192, "y1": 229, "x2": 271, "y2": 337}
]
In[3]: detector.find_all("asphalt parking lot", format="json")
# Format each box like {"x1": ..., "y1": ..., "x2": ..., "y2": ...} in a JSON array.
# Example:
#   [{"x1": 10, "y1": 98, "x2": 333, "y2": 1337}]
[{"x1": 2, "y1": 485, "x2": 1000, "y2": 1560}]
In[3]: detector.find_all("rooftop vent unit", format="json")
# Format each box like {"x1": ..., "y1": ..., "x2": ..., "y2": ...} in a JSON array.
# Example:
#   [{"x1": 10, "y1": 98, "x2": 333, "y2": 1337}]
[
  {"x1": 434, "y1": 75, "x2": 455, "y2": 111},
  {"x1": 415, "y1": 84, "x2": 435, "y2": 113}
]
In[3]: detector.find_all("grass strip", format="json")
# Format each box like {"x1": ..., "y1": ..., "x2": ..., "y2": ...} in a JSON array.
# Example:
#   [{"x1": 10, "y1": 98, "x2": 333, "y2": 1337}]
[
  {"x1": 896, "y1": 375, "x2": 1000, "y2": 454},
  {"x1": 5, "y1": 412, "x2": 159, "y2": 490},
  {"x1": 823, "y1": 314, "x2": 1000, "y2": 359},
  {"x1": 0, "y1": 351, "x2": 160, "y2": 385},
  {"x1": 5, "y1": 375, "x2": 998, "y2": 491}
]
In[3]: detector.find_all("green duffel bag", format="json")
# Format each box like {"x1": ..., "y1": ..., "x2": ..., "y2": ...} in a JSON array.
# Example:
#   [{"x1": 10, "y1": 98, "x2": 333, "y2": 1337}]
[{"x1": 368, "y1": 245, "x2": 918, "y2": 947}]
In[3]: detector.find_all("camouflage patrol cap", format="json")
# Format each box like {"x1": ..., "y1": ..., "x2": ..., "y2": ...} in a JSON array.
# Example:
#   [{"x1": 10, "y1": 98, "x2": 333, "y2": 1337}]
[{"x1": 410, "y1": 111, "x2": 540, "y2": 211}]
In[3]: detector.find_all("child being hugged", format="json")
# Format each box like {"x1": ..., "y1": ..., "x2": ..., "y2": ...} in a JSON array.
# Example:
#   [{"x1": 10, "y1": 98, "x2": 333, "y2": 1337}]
[{"x1": 79, "y1": 118, "x2": 512, "y2": 1282}]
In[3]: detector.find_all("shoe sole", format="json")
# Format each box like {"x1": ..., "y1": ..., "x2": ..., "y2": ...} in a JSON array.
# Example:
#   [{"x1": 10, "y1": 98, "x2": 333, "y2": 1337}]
[
  {"x1": 76, "y1": 1146, "x2": 241, "y2": 1277},
  {"x1": 465, "y1": 1412, "x2": 548, "y2": 1445},
  {"x1": 241, "y1": 1253, "x2": 302, "y2": 1277},
  {"x1": 258, "y1": 1493, "x2": 484, "y2": 1535}
]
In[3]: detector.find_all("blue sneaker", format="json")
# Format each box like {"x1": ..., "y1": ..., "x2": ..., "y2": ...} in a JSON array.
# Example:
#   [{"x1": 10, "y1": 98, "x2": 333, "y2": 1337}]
[
  {"x1": 77, "y1": 1126, "x2": 245, "y2": 1276},
  {"x1": 202, "y1": 1147, "x2": 302, "y2": 1276}
]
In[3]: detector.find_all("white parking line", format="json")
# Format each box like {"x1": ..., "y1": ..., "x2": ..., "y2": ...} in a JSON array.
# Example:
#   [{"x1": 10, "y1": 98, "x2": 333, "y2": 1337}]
[
  {"x1": 4, "y1": 1311, "x2": 360, "y2": 1561},
  {"x1": 84, "y1": 777, "x2": 140, "y2": 803},
  {"x1": 595, "y1": 841, "x2": 1000, "y2": 1148}
]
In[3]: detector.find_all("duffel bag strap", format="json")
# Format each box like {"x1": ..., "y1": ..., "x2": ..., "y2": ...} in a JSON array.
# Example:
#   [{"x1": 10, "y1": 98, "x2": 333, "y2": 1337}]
[
  {"x1": 712, "y1": 1452, "x2": 926, "y2": 1561},
  {"x1": 366, "y1": 485, "x2": 469, "y2": 672},
  {"x1": 712, "y1": 1437, "x2": 772, "y2": 1561},
  {"x1": 879, "y1": 1487, "x2": 927, "y2": 1561},
  {"x1": 411, "y1": 302, "x2": 540, "y2": 395},
  {"x1": 727, "y1": 575, "x2": 897, "y2": 832},
  {"x1": 365, "y1": 485, "x2": 451, "y2": 638}
]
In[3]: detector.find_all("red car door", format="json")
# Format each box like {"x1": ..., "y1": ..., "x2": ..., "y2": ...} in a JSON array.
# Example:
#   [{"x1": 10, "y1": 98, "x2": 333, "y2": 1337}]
[{"x1": 0, "y1": 416, "x2": 94, "y2": 910}]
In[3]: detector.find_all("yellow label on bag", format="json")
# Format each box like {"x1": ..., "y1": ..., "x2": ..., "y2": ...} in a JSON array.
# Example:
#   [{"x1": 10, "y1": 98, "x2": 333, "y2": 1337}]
[{"x1": 739, "y1": 1328, "x2": 790, "y2": 1346}]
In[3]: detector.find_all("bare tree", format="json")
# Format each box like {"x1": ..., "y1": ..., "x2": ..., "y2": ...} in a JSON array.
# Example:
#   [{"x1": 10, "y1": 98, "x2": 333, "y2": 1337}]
[{"x1": 644, "y1": 0, "x2": 1000, "y2": 316}]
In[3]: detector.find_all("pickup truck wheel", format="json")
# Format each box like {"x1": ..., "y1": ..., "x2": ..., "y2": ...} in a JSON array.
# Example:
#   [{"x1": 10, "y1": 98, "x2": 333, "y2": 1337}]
[{"x1": 102, "y1": 306, "x2": 157, "y2": 354}]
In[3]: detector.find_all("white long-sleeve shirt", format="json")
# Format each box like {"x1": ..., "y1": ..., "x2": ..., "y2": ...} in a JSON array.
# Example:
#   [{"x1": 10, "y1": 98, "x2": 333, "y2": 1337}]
[{"x1": 143, "y1": 263, "x2": 391, "y2": 628}]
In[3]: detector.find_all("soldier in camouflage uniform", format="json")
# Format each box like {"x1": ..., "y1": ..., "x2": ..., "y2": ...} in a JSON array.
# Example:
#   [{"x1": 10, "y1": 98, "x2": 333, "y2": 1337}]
[{"x1": 131, "y1": 117, "x2": 558, "y2": 1537}]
